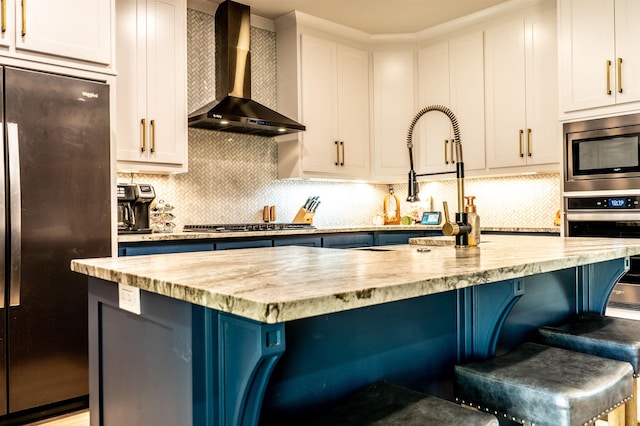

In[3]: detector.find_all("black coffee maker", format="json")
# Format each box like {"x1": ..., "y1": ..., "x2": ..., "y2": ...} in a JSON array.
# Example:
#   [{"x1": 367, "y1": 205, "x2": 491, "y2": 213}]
[{"x1": 117, "y1": 183, "x2": 156, "y2": 234}]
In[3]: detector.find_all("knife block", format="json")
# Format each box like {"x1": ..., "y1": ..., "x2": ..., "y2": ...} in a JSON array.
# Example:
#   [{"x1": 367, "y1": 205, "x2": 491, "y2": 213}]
[{"x1": 292, "y1": 207, "x2": 314, "y2": 225}]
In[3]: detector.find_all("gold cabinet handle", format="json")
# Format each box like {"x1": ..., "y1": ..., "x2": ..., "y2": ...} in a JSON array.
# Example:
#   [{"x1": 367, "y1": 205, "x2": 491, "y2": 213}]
[
  {"x1": 2, "y1": 0, "x2": 6, "y2": 32},
  {"x1": 150, "y1": 119, "x2": 155, "y2": 153},
  {"x1": 450, "y1": 139, "x2": 455, "y2": 164},
  {"x1": 334, "y1": 141, "x2": 339, "y2": 166},
  {"x1": 140, "y1": 118, "x2": 146, "y2": 152},
  {"x1": 444, "y1": 139, "x2": 449, "y2": 164},
  {"x1": 527, "y1": 128, "x2": 532, "y2": 157},
  {"x1": 21, "y1": 0, "x2": 25, "y2": 36},
  {"x1": 618, "y1": 57, "x2": 623, "y2": 93},
  {"x1": 519, "y1": 129, "x2": 524, "y2": 157},
  {"x1": 340, "y1": 141, "x2": 345, "y2": 166},
  {"x1": 606, "y1": 60, "x2": 612, "y2": 95}
]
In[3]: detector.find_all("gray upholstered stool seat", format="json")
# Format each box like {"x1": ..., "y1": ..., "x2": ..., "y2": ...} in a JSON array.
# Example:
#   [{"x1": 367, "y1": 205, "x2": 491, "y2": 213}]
[
  {"x1": 274, "y1": 380, "x2": 499, "y2": 425},
  {"x1": 454, "y1": 342, "x2": 633, "y2": 426},
  {"x1": 538, "y1": 313, "x2": 640, "y2": 374},
  {"x1": 538, "y1": 313, "x2": 640, "y2": 425}
]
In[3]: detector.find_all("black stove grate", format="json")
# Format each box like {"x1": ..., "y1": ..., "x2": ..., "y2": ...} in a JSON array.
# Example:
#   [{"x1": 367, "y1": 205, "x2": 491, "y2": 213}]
[{"x1": 183, "y1": 223, "x2": 315, "y2": 233}]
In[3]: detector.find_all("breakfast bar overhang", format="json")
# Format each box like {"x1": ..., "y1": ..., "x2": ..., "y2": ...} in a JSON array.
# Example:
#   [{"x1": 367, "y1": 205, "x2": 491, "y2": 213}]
[{"x1": 70, "y1": 235, "x2": 640, "y2": 426}]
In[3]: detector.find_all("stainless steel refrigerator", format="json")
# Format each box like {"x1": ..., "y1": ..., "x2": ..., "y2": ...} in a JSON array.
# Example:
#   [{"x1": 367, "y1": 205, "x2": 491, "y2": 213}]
[{"x1": 0, "y1": 66, "x2": 111, "y2": 421}]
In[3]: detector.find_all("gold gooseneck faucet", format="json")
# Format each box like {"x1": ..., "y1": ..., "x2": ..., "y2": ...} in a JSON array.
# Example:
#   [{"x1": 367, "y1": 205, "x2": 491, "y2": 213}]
[{"x1": 406, "y1": 105, "x2": 471, "y2": 247}]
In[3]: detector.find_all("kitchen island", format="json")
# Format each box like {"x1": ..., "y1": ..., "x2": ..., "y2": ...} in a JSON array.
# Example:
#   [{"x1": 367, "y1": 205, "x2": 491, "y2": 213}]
[{"x1": 71, "y1": 235, "x2": 640, "y2": 425}]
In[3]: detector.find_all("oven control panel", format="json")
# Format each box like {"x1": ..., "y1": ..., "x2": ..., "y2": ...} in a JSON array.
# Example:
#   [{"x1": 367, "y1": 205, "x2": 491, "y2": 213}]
[{"x1": 567, "y1": 196, "x2": 640, "y2": 210}]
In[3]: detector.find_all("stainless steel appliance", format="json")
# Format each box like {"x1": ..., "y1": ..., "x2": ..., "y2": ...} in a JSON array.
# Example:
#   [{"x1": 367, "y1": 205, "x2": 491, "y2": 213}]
[
  {"x1": 565, "y1": 195, "x2": 640, "y2": 309},
  {"x1": 563, "y1": 113, "x2": 640, "y2": 309},
  {"x1": 0, "y1": 67, "x2": 110, "y2": 422},
  {"x1": 188, "y1": 0, "x2": 305, "y2": 136},
  {"x1": 117, "y1": 183, "x2": 156, "y2": 234},
  {"x1": 564, "y1": 113, "x2": 640, "y2": 191}
]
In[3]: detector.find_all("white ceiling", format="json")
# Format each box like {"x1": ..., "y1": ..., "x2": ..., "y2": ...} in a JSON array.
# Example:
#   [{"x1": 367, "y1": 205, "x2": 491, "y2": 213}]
[{"x1": 230, "y1": 0, "x2": 512, "y2": 34}]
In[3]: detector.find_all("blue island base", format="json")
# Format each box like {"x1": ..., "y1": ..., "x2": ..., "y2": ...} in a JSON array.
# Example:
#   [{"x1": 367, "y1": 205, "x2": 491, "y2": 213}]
[{"x1": 87, "y1": 258, "x2": 627, "y2": 426}]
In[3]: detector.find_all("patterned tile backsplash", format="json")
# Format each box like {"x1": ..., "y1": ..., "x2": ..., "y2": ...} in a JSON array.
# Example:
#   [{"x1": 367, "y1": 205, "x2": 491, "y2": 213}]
[{"x1": 118, "y1": 8, "x2": 561, "y2": 230}]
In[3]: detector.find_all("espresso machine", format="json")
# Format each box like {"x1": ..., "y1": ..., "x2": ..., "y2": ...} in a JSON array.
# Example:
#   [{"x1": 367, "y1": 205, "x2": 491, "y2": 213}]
[{"x1": 117, "y1": 183, "x2": 156, "y2": 234}]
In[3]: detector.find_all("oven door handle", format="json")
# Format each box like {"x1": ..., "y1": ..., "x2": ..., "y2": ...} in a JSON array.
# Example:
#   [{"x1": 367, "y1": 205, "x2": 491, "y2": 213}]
[{"x1": 566, "y1": 212, "x2": 640, "y2": 222}]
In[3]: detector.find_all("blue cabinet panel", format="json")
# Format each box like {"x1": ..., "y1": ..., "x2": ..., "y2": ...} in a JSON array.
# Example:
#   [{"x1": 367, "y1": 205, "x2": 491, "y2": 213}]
[
  {"x1": 375, "y1": 231, "x2": 442, "y2": 246},
  {"x1": 376, "y1": 232, "x2": 423, "y2": 246},
  {"x1": 322, "y1": 233, "x2": 374, "y2": 249},
  {"x1": 274, "y1": 236, "x2": 322, "y2": 247},
  {"x1": 120, "y1": 242, "x2": 214, "y2": 256},
  {"x1": 215, "y1": 239, "x2": 273, "y2": 250}
]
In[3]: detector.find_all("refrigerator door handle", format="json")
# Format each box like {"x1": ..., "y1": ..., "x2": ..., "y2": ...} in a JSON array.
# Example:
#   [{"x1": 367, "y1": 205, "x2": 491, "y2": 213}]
[{"x1": 7, "y1": 122, "x2": 20, "y2": 307}]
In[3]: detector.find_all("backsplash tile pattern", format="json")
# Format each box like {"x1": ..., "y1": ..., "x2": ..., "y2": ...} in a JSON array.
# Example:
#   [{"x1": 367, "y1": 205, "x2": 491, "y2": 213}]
[
  {"x1": 118, "y1": 8, "x2": 561, "y2": 230},
  {"x1": 186, "y1": 8, "x2": 215, "y2": 112}
]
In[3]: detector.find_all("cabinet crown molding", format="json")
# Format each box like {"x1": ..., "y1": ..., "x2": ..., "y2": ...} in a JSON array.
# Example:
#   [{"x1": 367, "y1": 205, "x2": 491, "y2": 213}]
[
  {"x1": 276, "y1": 10, "x2": 370, "y2": 43},
  {"x1": 416, "y1": 0, "x2": 551, "y2": 41}
]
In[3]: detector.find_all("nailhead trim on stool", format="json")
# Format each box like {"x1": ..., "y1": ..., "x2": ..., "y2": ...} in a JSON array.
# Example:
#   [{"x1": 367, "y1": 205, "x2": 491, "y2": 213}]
[
  {"x1": 454, "y1": 342, "x2": 633, "y2": 426},
  {"x1": 538, "y1": 313, "x2": 640, "y2": 426}
]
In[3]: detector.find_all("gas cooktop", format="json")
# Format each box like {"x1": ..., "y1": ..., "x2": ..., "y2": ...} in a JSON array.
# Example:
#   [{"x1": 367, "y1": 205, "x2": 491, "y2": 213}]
[{"x1": 183, "y1": 223, "x2": 315, "y2": 233}]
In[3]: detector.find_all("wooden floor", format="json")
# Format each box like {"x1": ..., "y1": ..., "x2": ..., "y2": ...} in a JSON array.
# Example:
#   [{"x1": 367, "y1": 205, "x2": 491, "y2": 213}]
[{"x1": 24, "y1": 410, "x2": 89, "y2": 426}]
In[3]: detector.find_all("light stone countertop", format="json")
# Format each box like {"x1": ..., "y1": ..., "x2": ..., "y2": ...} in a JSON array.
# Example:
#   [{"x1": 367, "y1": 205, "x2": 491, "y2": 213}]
[
  {"x1": 72, "y1": 235, "x2": 640, "y2": 324},
  {"x1": 117, "y1": 225, "x2": 559, "y2": 243}
]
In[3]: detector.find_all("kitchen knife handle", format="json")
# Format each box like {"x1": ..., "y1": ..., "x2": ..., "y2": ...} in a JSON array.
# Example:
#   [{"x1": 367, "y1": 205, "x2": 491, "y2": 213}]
[
  {"x1": 1, "y1": 0, "x2": 6, "y2": 32},
  {"x1": 340, "y1": 141, "x2": 345, "y2": 166},
  {"x1": 606, "y1": 60, "x2": 612, "y2": 95},
  {"x1": 140, "y1": 118, "x2": 146, "y2": 152},
  {"x1": 150, "y1": 119, "x2": 155, "y2": 153},
  {"x1": 7, "y1": 123, "x2": 20, "y2": 307},
  {"x1": 21, "y1": 0, "x2": 25, "y2": 36},
  {"x1": 527, "y1": 128, "x2": 532, "y2": 157},
  {"x1": 334, "y1": 141, "x2": 339, "y2": 166},
  {"x1": 618, "y1": 57, "x2": 623, "y2": 94}
]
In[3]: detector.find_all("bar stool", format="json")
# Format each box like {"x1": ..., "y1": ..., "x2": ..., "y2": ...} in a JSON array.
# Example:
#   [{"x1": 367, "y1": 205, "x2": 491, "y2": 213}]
[
  {"x1": 269, "y1": 380, "x2": 499, "y2": 425},
  {"x1": 454, "y1": 342, "x2": 633, "y2": 426},
  {"x1": 538, "y1": 313, "x2": 640, "y2": 425}
]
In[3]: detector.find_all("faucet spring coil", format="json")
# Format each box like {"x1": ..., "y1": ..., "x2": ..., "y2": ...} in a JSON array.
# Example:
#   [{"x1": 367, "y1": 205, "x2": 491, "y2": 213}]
[{"x1": 406, "y1": 104, "x2": 461, "y2": 156}]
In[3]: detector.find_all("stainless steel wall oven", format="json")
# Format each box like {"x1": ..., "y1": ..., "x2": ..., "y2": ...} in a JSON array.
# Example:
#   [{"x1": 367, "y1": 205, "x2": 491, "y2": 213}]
[
  {"x1": 564, "y1": 114, "x2": 640, "y2": 309},
  {"x1": 565, "y1": 197, "x2": 640, "y2": 308}
]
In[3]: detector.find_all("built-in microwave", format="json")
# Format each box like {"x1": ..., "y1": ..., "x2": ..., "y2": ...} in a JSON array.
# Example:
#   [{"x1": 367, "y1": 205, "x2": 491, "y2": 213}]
[{"x1": 564, "y1": 113, "x2": 640, "y2": 192}]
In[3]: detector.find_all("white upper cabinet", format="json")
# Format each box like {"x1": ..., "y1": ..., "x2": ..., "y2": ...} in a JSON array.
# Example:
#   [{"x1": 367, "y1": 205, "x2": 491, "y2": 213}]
[
  {"x1": 0, "y1": 0, "x2": 113, "y2": 71},
  {"x1": 485, "y1": 1, "x2": 559, "y2": 169},
  {"x1": 115, "y1": 0, "x2": 187, "y2": 173},
  {"x1": 298, "y1": 34, "x2": 369, "y2": 177},
  {"x1": 370, "y1": 48, "x2": 416, "y2": 181},
  {"x1": 416, "y1": 32, "x2": 484, "y2": 176},
  {"x1": 276, "y1": 14, "x2": 370, "y2": 180},
  {"x1": 559, "y1": 0, "x2": 640, "y2": 114}
]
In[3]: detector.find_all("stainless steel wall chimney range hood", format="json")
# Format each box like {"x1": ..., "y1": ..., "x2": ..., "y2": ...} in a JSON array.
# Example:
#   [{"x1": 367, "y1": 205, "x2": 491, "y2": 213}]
[{"x1": 188, "y1": 0, "x2": 305, "y2": 137}]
